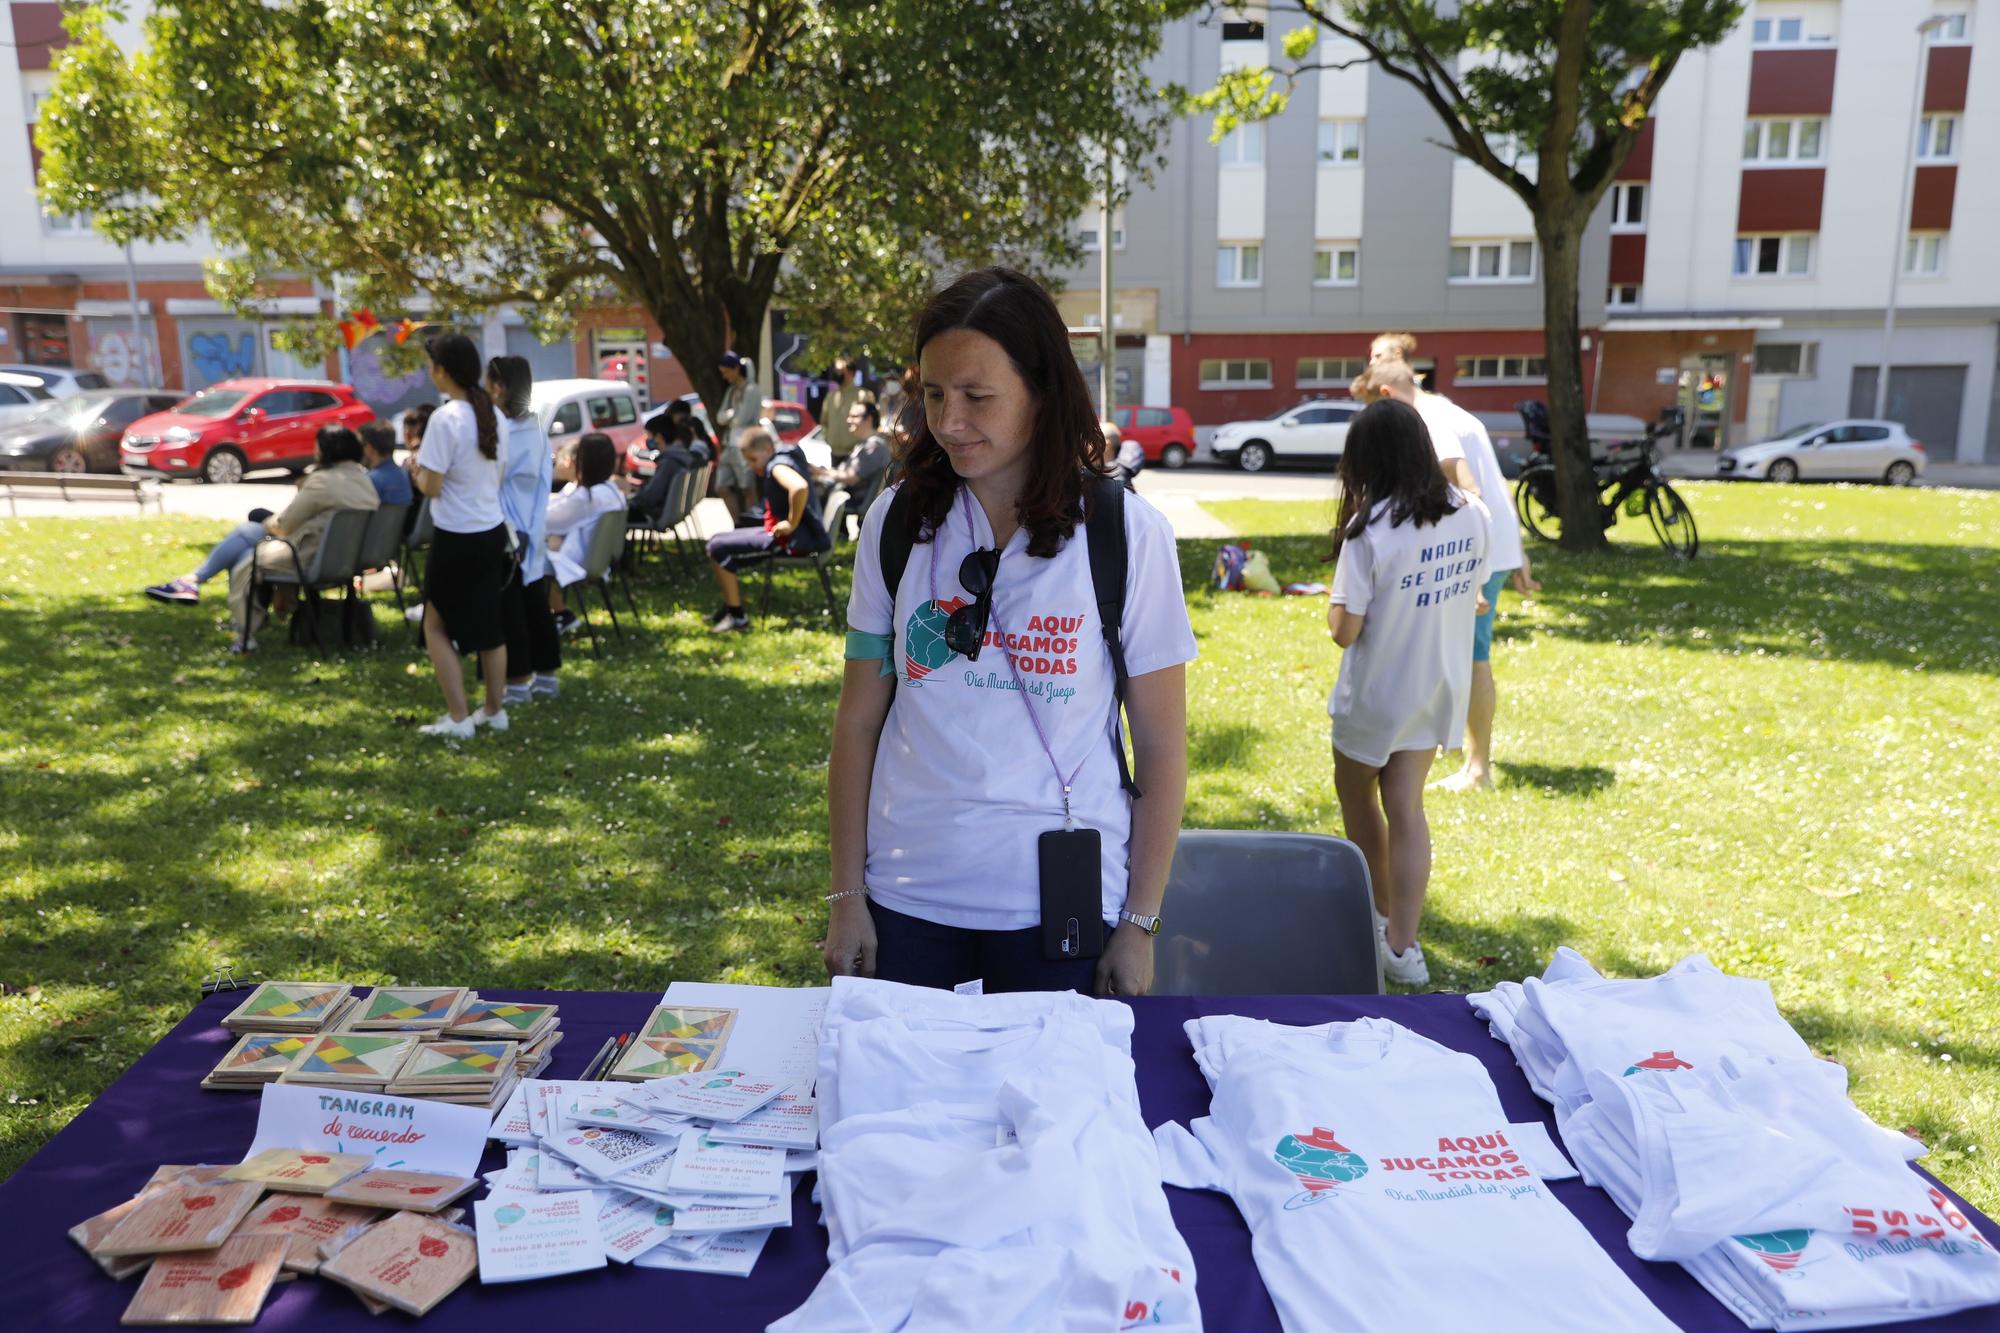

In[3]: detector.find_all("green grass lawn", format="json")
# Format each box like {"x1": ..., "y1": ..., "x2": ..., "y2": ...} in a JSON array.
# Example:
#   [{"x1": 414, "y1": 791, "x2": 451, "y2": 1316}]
[{"x1": 2, "y1": 480, "x2": 1996, "y2": 1214}]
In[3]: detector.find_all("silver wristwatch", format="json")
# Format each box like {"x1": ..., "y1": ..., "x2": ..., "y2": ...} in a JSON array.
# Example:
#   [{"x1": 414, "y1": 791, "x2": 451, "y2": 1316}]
[{"x1": 1118, "y1": 909, "x2": 1162, "y2": 936}]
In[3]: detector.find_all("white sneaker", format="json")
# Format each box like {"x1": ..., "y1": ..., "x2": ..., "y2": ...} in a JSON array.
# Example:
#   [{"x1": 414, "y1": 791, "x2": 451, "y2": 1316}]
[
  {"x1": 474, "y1": 707, "x2": 509, "y2": 732},
  {"x1": 404, "y1": 605, "x2": 425, "y2": 624},
  {"x1": 1379, "y1": 937, "x2": 1430, "y2": 986},
  {"x1": 418, "y1": 713, "x2": 476, "y2": 740}
]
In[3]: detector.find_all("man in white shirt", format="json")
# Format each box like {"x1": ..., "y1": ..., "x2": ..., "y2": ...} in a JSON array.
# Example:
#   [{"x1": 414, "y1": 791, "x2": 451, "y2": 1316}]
[{"x1": 1369, "y1": 357, "x2": 1542, "y2": 792}]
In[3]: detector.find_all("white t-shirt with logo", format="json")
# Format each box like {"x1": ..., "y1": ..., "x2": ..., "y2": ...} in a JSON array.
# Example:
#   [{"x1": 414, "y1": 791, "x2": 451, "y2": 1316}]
[
  {"x1": 1417, "y1": 392, "x2": 1524, "y2": 573},
  {"x1": 1327, "y1": 492, "x2": 1489, "y2": 766},
  {"x1": 848, "y1": 484, "x2": 1198, "y2": 931},
  {"x1": 417, "y1": 398, "x2": 506, "y2": 534},
  {"x1": 1152, "y1": 1017, "x2": 1680, "y2": 1333}
]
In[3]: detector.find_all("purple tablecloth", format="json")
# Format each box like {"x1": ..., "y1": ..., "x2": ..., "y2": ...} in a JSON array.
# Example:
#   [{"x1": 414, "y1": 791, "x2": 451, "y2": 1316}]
[{"x1": 4, "y1": 988, "x2": 1995, "y2": 1330}]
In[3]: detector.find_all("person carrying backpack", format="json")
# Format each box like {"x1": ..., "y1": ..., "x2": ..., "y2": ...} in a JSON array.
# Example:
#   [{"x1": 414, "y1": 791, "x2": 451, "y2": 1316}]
[{"x1": 823, "y1": 267, "x2": 1197, "y2": 996}]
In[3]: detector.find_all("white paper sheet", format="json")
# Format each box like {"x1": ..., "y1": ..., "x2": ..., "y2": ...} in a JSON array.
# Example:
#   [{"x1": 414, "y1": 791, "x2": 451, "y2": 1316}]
[
  {"x1": 631, "y1": 1226, "x2": 771, "y2": 1277},
  {"x1": 660, "y1": 983, "x2": 829, "y2": 1089},
  {"x1": 474, "y1": 1193, "x2": 607, "y2": 1283}
]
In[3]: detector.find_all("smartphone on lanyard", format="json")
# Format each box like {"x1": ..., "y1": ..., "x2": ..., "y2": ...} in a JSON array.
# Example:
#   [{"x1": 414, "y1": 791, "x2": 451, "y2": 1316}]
[{"x1": 1039, "y1": 829, "x2": 1105, "y2": 961}]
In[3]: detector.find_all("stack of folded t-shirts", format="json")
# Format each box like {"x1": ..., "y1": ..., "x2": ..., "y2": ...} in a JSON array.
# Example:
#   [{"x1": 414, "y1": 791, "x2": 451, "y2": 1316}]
[
  {"x1": 1153, "y1": 1013, "x2": 1682, "y2": 1332},
  {"x1": 770, "y1": 978, "x2": 1200, "y2": 1332},
  {"x1": 1471, "y1": 950, "x2": 2000, "y2": 1328}
]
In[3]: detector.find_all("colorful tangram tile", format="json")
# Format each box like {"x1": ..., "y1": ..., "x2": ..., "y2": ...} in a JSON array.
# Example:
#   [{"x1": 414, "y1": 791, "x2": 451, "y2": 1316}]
[
  {"x1": 296, "y1": 1035, "x2": 408, "y2": 1077},
  {"x1": 454, "y1": 1001, "x2": 548, "y2": 1031},
  {"x1": 363, "y1": 990, "x2": 458, "y2": 1023},
  {"x1": 245, "y1": 986, "x2": 345, "y2": 1021},
  {"x1": 222, "y1": 1034, "x2": 310, "y2": 1070},
  {"x1": 404, "y1": 1043, "x2": 506, "y2": 1079}
]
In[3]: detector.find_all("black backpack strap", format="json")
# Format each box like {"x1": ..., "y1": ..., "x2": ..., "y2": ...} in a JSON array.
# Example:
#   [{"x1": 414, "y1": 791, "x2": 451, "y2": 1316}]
[
  {"x1": 878, "y1": 483, "x2": 920, "y2": 660},
  {"x1": 1083, "y1": 474, "x2": 1140, "y2": 798}
]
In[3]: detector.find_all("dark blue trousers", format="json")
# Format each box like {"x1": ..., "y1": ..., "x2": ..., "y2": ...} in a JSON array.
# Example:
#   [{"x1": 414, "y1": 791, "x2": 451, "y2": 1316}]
[{"x1": 867, "y1": 899, "x2": 1101, "y2": 994}]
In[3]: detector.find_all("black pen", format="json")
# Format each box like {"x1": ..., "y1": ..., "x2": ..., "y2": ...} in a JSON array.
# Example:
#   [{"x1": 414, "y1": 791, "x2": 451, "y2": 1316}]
[{"x1": 579, "y1": 1035, "x2": 616, "y2": 1081}]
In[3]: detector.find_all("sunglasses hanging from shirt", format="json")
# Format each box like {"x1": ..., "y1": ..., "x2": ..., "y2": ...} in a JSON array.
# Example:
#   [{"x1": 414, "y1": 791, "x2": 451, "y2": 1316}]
[{"x1": 934, "y1": 489, "x2": 1104, "y2": 962}]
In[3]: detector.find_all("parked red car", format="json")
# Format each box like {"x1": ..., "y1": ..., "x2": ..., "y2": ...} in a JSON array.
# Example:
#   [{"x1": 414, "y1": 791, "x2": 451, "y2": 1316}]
[
  {"x1": 1113, "y1": 405, "x2": 1197, "y2": 469},
  {"x1": 121, "y1": 379, "x2": 375, "y2": 484},
  {"x1": 764, "y1": 399, "x2": 817, "y2": 445}
]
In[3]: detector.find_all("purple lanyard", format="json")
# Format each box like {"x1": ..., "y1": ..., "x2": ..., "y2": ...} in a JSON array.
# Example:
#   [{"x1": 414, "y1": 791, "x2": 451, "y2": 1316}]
[{"x1": 931, "y1": 488, "x2": 1086, "y2": 828}]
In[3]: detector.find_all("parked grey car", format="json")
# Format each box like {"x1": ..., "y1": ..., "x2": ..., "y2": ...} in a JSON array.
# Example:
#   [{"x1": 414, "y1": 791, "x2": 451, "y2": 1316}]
[{"x1": 1717, "y1": 419, "x2": 1925, "y2": 485}]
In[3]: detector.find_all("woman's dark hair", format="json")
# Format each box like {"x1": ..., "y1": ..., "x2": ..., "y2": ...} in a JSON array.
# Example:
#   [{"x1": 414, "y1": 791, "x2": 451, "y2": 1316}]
[
  {"x1": 484, "y1": 354, "x2": 533, "y2": 420},
  {"x1": 426, "y1": 332, "x2": 499, "y2": 460},
  {"x1": 402, "y1": 402, "x2": 435, "y2": 439},
  {"x1": 897, "y1": 266, "x2": 1108, "y2": 558},
  {"x1": 1329, "y1": 399, "x2": 1456, "y2": 558},
  {"x1": 575, "y1": 432, "x2": 617, "y2": 489},
  {"x1": 316, "y1": 424, "x2": 364, "y2": 467},
  {"x1": 358, "y1": 422, "x2": 396, "y2": 459}
]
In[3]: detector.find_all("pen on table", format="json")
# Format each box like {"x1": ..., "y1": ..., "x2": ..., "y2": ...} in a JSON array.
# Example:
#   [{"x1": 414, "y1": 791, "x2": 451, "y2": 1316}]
[
  {"x1": 607, "y1": 1031, "x2": 632, "y2": 1074},
  {"x1": 579, "y1": 1035, "x2": 616, "y2": 1081}
]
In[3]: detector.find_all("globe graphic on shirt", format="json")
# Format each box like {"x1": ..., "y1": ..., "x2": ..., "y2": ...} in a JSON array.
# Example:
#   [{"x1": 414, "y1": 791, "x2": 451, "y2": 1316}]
[
  {"x1": 1274, "y1": 1127, "x2": 1369, "y2": 1193},
  {"x1": 904, "y1": 597, "x2": 967, "y2": 681},
  {"x1": 1623, "y1": 1050, "x2": 1695, "y2": 1076},
  {"x1": 1734, "y1": 1229, "x2": 1813, "y2": 1270}
]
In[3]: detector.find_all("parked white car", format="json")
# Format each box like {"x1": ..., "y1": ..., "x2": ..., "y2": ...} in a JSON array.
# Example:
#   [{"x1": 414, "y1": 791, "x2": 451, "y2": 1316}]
[
  {"x1": 0, "y1": 372, "x2": 53, "y2": 428},
  {"x1": 1718, "y1": 419, "x2": 1925, "y2": 485},
  {"x1": 1209, "y1": 399, "x2": 1359, "y2": 472},
  {"x1": 0, "y1": 363, "x2": 111, "y2": 399}
]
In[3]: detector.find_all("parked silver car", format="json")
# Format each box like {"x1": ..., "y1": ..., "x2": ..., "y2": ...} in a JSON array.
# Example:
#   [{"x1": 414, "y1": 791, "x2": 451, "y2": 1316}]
[
  {"x1": 0, "y1": 363, "x2": 112, "y2": 399},
  {"x1": 0, "y1": 371, "x2": 53, "y2": 428},
  {"x1": 1717, "y1": 419, "x2": 1925, "y2": 485}
]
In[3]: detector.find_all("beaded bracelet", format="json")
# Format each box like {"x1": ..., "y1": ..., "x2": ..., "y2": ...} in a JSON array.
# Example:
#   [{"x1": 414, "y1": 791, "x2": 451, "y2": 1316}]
[{"x1": 824, "y1": 888, "x2": 869, "y2": 904}]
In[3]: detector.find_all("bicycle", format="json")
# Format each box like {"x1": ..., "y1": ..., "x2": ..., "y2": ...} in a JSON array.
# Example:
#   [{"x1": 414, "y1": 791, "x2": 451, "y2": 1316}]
[{"x1": 1512, "y1": 403, "x2": 1698, "y2": 559}]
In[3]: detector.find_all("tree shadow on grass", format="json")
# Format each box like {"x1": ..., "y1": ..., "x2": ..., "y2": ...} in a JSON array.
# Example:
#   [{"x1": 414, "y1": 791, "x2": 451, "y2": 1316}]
[
  {"x1": 1212, "y1": 526, "x2": 2000, "y2": 678},
  {"x1": 1496, "y1": 762, "x2": 1615, "y2": 798}
]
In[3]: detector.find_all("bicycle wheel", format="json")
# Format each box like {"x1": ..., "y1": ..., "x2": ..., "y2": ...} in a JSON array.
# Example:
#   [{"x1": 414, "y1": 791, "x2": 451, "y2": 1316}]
[
  {"x1": 1645, "y1": 480, "x2": 1698, "y2": 559},
  {"x1": 1515, "y1": 467, "x2": 1562, "y2": 543}
]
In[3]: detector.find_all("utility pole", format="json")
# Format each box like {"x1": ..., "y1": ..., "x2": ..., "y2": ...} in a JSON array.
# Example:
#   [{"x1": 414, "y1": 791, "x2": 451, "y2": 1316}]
[
  {"x1": 1877, "y1": 15, "x2": 1949, "y2": 420},
  {"x1": 1098, "y1": 138, "x2": 1115, "y2": 419},
  {"x1": 122, "y1": 237, "x2": 150, "y2": 387}
]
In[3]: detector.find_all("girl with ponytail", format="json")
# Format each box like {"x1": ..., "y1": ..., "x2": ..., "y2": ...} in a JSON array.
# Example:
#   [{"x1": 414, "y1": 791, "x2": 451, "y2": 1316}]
[{"x1": 412, "y1": 332, "x2": 511, "y2": 740}]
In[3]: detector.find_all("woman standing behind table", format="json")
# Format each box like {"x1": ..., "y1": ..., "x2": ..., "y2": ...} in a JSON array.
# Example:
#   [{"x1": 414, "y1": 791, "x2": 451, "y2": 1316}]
[
  {"x1": 1325, "y1": 400, "x2": 1489, "y2": 986},
  {"x1": 412, "y1": 333, "x2": 510, "y2": 741},
  {"x1": 490, "y1": 355, "x2": 561, "y2": 707},
  {"x1": 543, "y1": 431, "x2": 627, "y2": 634},
  {"x1": 822, "y1": 266, "x2": 1197, "y2": 995}
]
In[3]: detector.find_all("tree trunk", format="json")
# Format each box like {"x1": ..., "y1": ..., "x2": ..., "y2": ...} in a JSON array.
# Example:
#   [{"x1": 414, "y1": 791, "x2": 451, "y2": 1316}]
[
  {"x1": 652, "y1": 304, "x2": 730, "y2": 420},
  {"x1": 1536, "y1": 209, "x2": 1605, "y2": 552}
]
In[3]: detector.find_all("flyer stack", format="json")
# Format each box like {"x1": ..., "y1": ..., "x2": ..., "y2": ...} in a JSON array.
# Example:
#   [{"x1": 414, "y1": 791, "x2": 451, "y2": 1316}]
[{"x1": 478, "y1": 1004, "x2": 815, "y2": 1280}]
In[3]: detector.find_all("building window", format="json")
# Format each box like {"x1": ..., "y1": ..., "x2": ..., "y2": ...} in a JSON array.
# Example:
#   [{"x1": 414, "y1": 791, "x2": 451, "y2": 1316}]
[
  {"x1": 1449, "y1": 238, "x2": 1536, "y2": 283},
  {"x1": 1609, "y1": 182, "x2": 1646, "y2": 231},
  {"x1": 1313, "y1": 243, "x2": 1359, "y2": 286},
  {"x1": 1218, "y1": 123, "x2": 1264, "y2": 167},
  {"x1": 1607, "y1": 284, "x2": 1642, "y2": 309},
  {"x1": 1916, "y1": 114, "x2": 1958, "y2": 162},
  {"x1": 1297, "y1": 356, "x2": 1364, "y2": 389},
  {"x1": 1216, "y1": 243, "x2": 1263, "y2": 287},
  {"x1": 1751, "y1": 14, "x2": 1830, "y2": 46},
  {"x1": 1742, "y1": 117, "x2": 1824, "y2": 163},
  {"x1": 1733, "y1": 232, "x2": 1814, "y2": 277},
  {"x1": 1454, "y1": 355, "x2": 1548, "y2": 384},
  {"x1": 1903, "y1": 232, "x2": 1946, "y2": 276},
  {"x1": 1199, "y1": 358, "x2": 1273, "y2": 389},
  {"x1": 1928, "y1": 12, "x2": 1970, "y2": 43},
  {"x1": 1079, "y1": 226, "x2": 1126, "y2": 252},
  {"x1": 1317, "y1": 118, "x2": 1363, "y2": 164},
  {"x1": 1752, "y1": 342, "x2": 1819, "y2": 376}
]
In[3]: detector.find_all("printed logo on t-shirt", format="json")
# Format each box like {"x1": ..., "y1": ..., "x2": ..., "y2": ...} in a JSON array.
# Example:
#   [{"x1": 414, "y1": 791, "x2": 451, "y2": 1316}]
[
  {"x1": 1275, "y1": 1126, "x2": 1368, "y2": 1209},
  {"x1": 902, "y1": 598, "x2": 1087, "y2": 702},
  {"x1": 1734, "y1": 1228, "x2": 1813, "y2": 1272},
  {"x1": 903, "y1": 598, "x2": 968, "y2": 682},
  {"x1": 1396, "y1": 536, "x2": 1482, "y2": 608},
  {"x1": 1622, "y1": 1050, "x2": 1694, "y2": 1076}
]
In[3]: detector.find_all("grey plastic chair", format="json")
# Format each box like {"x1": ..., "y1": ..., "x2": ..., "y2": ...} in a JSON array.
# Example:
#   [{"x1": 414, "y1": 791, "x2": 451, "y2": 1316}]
[
  {"x1": 356, "y1": 502, "x2": 410, "y2": 618},
  {"x1": 1152, "y1": 829, "x2": 1383, "y2": 995},
  {"x1": 246, "y1": 507, "x2": 374, "y2": 655},
  {"x1": 562, "y1": 512, "x2": 637, "y2": 657}
]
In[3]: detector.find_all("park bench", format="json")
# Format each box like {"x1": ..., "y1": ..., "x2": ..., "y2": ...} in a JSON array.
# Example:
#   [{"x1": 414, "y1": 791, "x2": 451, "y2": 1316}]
[{"x1": 0, "y1": 471, "x2": 163, "y2": 516}]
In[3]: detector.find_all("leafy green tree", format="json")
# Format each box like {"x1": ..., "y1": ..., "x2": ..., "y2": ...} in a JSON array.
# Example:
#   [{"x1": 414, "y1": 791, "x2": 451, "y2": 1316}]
[
  {"x1": 39, "y1": 0, "x2": 1199, "y2": 410},
  {"x1": 1195, "y1": 1, "x2": 1739, "y2": 550}
]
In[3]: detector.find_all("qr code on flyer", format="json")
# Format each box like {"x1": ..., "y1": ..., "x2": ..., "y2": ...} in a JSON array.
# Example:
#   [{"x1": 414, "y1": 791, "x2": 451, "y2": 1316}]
[{"x1": 568, "y1": 1128, "x2": 654, "y2": 1164}]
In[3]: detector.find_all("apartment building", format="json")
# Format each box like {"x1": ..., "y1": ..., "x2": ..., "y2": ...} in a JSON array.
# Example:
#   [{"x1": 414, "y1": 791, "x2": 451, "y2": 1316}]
[{"x1": 1063, "y1": 1, "x2": 1998, "y2": 462}]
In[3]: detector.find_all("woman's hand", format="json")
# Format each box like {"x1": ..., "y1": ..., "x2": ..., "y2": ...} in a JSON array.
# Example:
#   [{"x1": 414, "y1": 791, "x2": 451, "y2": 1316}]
[
  {"x1": 821, "y1": 896, "x2": 877, "y2": 979},
  {"x1": 1095, "y1": 924, "x2": 1155, "y2": 997},
  {"x1": 772, "y1": 518, "x2": 795, "y2": 542}
]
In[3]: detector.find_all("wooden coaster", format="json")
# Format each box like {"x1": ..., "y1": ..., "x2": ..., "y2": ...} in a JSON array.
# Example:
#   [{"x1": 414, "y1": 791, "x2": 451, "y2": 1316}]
[
  {"x1": 221, "y1": 1148, "x2": 371, "y2": 1195},
  {"x1": 97, "y1": 1183, "x2": 267, "y2": 1258},
  {"x1": 119, "y1": 1235, "x2": 286, "y2": 1325},
  {"x1": 230, "y1": 1193, "x2": 382, "y2": 1273},
  {"x1": 220, "y1": 982, "x2": 353, "y2": 1033},
  {"x1": 324, "y1": 1170, "x2": 478, "y2": 1213},
  {"x1": 318, "y1": 1212, "x2": 476, "y2": 1316}
]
